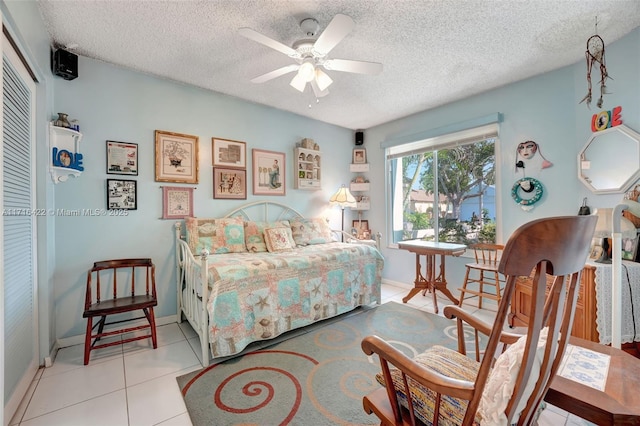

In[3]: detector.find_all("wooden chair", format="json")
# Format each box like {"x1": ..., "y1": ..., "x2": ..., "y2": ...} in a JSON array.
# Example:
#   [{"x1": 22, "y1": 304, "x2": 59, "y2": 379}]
[
  {"x1": 83, "y1": 258, "x2": 158, "y2": 365},
  {"x1": 458, "y1": 243, "x2": 505, "y2": 309},
  {"x1": 361, "y1": 215, "x2": 597, "y2": 425}
]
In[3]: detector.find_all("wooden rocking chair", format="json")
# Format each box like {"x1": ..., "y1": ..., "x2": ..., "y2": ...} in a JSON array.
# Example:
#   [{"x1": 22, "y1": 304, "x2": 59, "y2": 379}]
[{"x1": 361, "y1": 215, "x2": 597, "y2": 425}]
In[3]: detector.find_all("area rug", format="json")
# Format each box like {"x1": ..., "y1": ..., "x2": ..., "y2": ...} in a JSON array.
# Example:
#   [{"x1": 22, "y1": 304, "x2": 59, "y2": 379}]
[{"x1": 177, "y1": 301, "x2": 481, "y2": 426}]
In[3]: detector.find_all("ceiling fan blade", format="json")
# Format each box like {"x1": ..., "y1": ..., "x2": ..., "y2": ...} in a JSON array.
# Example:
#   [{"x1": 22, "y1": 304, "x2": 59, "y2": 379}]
[
  {"x1": 323, "y1": 59, "x2": 383, "y2": 75},
  {"x1": 312, "y1": 14, "x2": 354, "y2": 56},
  {"x1": 239, "y1": 27, "x2": 299, "y2": 58},
  {"x1": 310, "y1": 79, "x2": 329, "y2": 98},
  {"x1": 251, "y1": 64, "x2": 300, "y2": 83},
  {"x1": 290, "y1": 73, "x2": 307, "y2": 92}
]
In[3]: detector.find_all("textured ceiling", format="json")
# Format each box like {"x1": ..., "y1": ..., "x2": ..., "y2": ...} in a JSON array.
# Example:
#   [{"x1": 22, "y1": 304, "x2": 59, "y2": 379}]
[{"x1": 36, "y1": 0, "x2": 640, "y2": 130}]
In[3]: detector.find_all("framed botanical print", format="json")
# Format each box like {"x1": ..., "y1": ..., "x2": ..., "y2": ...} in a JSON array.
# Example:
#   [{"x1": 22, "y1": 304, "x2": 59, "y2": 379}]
[
  {"x1": 252, "y1": 149, "x2": 285, "y2": 196},
  {"x1": 106, "y1": 141, "x2": 138, "y2": 175},
  {"x1": 106, "y1": 179, "x2": 137, "y2": 210},
  {"x1": 212, "y1": 138, "x2": 246, "y2": 168},
  {"x1": 155, "y1": 130, "x2": 199, "y2": 184},
  {"x1": 213, "y1": 168, "x2": 247, "y2": 199},
  {"x1": 161, "y1": 186, "x2": 194, "y2": 219}
]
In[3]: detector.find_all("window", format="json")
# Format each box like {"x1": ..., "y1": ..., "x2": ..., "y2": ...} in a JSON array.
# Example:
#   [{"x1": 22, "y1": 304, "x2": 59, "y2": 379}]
[{"x1": 386, "y1": 123, "x2": 499, "y2": 245}]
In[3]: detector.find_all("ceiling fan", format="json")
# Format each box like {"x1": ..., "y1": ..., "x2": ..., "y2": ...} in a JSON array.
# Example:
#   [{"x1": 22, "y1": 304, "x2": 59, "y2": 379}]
[{"x1": 239, "y1": 14, "x2": 383, "y2": 97}]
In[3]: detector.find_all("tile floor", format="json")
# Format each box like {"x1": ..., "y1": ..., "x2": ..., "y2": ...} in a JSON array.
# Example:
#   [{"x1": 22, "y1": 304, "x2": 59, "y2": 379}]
[{"x1": 9, "y1": 283, "x2": 595, "y2": 426}]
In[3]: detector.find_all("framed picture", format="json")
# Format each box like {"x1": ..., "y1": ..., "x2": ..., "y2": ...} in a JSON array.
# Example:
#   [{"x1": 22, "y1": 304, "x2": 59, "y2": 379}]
[
  {"x1": 155, "y1": 130, "x2": 199, "y2": 184},
  {"x1": 622, "y1": 236, "x2": 639, "y2": 261},
  {"x1": 107, "y1": 179, "x2": 137, "y2": 210},
  {"x1": 106, "y1": 141, "x2": 138, "y2": 175},
  {"x1": 252, "y1": 149, "x2": 285, "y2": 196},
  {"x1": 353, "y1": 148, "x2": 366, "y2": 164},
  {"x1": 589, "y1": 245, "x2": 603, "y2": 260},
  {"x1": 352, "y1": 219, "x2": 370, "y2": 239},
  {"x1": 213, "y1": 167, "x2": 247, "y2": 199},
  {"x1": 212, "y1": 138, "x2": 246, "y2": 168},
  {"x1": 161, "y1": 186, "x2": 193, "y2": 219}
]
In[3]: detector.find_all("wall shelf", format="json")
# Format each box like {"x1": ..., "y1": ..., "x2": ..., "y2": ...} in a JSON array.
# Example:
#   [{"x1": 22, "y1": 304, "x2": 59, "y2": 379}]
[
  {"x1": 294, "y1": 147, "x2": 321, "y2": 190},
  {"x1": 49, "y1": 123, "x2": 84, "y2": 183}
]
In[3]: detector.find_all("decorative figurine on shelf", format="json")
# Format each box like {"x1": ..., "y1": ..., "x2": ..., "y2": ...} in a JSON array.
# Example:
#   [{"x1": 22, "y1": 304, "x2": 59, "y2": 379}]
[{"x1": 54, "y1": 112, "x2": 70, "y2": 128}]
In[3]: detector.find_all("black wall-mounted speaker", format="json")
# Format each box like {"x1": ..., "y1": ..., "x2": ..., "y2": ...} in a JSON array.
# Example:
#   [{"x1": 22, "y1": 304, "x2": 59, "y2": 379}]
[
  {"x1": 52, "y1": 49, "x2": 78, "y2": 81},
  {"x1": 355, "y1": 131, "x2": 364, "y2": 146}
]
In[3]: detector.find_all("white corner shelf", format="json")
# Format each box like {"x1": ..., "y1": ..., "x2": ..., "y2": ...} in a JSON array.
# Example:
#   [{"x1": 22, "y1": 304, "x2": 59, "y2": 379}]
[
  {"x1": 349, "y1": 163, "x2": 370, "y2": 173},
  {"x1": 49, "y1": 123, "x2": 83, "y2": 183},
  {"x1": 350, "y1": 182, "x2": 370, "y2": 192}
]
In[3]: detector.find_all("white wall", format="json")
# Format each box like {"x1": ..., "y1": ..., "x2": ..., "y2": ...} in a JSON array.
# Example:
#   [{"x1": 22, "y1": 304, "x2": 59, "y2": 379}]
[{"x1": 52, "y1": 57, "x2": 356, "y2": 339}]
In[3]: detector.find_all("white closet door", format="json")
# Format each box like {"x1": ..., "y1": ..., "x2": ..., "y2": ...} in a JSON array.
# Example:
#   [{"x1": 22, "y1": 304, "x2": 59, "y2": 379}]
[{"x1": 1, "y1": 28, "x2": 38, "y2": 425}]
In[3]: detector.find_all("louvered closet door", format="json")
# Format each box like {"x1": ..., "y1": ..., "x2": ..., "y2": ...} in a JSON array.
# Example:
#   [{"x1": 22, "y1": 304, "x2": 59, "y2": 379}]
[{"x1": 1, "y1": 29, "x2": 38, "y2": 424}]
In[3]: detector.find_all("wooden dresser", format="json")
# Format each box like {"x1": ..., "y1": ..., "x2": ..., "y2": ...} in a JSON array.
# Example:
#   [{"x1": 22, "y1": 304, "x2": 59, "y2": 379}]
[{"x1": 508, "y1": 264, "x2": 599, "y2": 342}]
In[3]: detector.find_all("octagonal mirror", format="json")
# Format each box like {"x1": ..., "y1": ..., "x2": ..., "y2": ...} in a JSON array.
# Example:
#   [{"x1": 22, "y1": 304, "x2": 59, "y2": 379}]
[{"x1": 578, "y1": 124, "x2": 640, "y2": 194}]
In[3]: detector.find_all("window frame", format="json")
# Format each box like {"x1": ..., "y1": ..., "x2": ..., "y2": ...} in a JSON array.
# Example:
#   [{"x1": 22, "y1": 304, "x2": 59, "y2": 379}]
[{"x1": 384, "y1": 122, "x2": 503, "y2": 250}]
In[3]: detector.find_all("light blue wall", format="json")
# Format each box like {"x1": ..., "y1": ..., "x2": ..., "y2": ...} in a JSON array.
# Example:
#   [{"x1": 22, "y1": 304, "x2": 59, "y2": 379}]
[
  {"x1": 52, "y1": 57, "x2": 355, "y2": 339},
  {"x1": 4, "y1": 0, "x2": 639, "y2": 347},
  {"x1": 367, "y1": 28, "x2": 640, "y2": 287}
]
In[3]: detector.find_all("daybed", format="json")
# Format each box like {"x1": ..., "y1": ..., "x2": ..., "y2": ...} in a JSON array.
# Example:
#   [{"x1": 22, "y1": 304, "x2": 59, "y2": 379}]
[{"x1": 175, "y1": 201, "x2": 384, "y2": 366}]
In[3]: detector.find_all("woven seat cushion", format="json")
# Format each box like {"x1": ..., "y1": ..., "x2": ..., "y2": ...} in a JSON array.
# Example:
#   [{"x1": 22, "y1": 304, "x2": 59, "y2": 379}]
[{"x1": 376, "y1": 345, "x2": 482, "y2": 425}]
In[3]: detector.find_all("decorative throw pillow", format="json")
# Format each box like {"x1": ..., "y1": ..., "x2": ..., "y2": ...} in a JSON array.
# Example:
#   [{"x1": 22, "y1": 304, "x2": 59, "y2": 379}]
[
  {"x1": 213, "y1": 217, "x2": 246, "y2": 253},
  {"x1": 289, "y1": 218, "x2": 332, "y2": 246},
  {"x1": 376, "y1": 345, "x2": 481, "y2": 425},
  {"x1": 183, "y1": 216, "x2": 246, "y2": 255},
  {"x1": 244, "y1": 220, "x2": 291, "y2": 252},
  {"x1": 478, "y1": 327, "x2": 549, "y2": 425},
  {"x1": 264, "y1": 227, "x2": 294, "y2": 252}
]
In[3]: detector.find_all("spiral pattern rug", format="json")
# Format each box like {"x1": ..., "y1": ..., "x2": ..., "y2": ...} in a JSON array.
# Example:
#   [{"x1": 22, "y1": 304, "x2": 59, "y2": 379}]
[{"x1": 177, "y1": 301, "x2": 478, "y2": 425}]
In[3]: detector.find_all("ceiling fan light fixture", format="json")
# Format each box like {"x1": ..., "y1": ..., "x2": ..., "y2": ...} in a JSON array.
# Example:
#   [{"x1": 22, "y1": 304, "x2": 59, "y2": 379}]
[
  {"x1": 290, "y1": 73, "x2": 307, "y2": 92},
  {"x1": 298, "y1": 60, "x2": 316, "y2": 82},
  {"x1": 315, "y1": 68, "x2": 333, "y2": 91}
]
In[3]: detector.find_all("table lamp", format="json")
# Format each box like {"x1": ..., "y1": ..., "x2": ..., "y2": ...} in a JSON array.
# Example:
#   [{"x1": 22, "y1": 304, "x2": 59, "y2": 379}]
[{"x1": 329, "y1": 184, "x2": 357, "y2": 241}]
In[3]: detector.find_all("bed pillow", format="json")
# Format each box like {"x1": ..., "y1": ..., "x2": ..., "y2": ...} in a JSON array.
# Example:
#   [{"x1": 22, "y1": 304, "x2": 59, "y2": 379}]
[
  {"x1": 289, "y1": 218, "x2": 333, "y2": 246},
  {"x1": 244, "y1": 220, "x2": 291, "y2": 252},
  {"x1": 478, "y1": 327, "x2": 549, "y2": 425},
  {"x1": 264, "y1": 226, "x2": 295, "y2": 252},
  {"x1": 184, "y1": 216, "x2": 246, "y2": 254}
]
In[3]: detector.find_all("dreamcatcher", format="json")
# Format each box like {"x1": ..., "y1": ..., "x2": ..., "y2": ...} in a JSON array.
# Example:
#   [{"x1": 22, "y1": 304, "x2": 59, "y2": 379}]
[{"x1": 579, "y1": 20, "x2": 611, "y2": 109}]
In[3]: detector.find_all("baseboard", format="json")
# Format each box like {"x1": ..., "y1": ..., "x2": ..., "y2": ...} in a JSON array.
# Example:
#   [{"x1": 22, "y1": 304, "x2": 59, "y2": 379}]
[
  {"x1": 56, "y1": 314, "x2": 178, "y2": 349},
  {"x1": 381, "y1": 278, "x2": 412, "y2": 289}
]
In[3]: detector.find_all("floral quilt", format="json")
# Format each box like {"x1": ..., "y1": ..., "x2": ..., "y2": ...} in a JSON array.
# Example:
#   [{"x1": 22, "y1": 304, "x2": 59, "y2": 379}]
[{"x1": 204, "y1": 242, "x2": 384, "y2": 357}]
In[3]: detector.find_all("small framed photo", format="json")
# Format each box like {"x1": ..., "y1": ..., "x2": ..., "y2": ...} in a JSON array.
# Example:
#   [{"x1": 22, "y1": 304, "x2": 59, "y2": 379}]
[
  {"x1": 213, "y1": 168, "x2": 247, "y2": 199},
  {"x1": 353, "y1": 148, "x2": 366, "y2": 164},
  {"x1": 352, "y1": 219, "x2": 370, "y2": 239},
  {"x1": 252, "y1": 149, "x2": 285, "y2": 196},
  {"x1": 212, "y1": 138, "x2": 246, "y2": 168},
  {"x1": 155, "y1": 130, "x2": 199, "y2": 184},
  {"x1": 589, "y1": 237, "x2": 603, "y2": 260},
  {"x1": 161, "y1": 186, "x2": 193, "y2": 219},
  {"x1": 107, "y1": 179, "x2": 137, "y2": 210},
  {"x1": 106, "y1": 141, "x2": 138, "y2": 175},
  {"x1": 622, "y1": 236, "x2": 639, "y2": 261}
]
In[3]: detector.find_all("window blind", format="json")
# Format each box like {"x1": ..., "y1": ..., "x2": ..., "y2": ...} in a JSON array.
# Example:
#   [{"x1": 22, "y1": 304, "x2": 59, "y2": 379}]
[{"x1": 3, "y1": 53, "x2": 34, "y2": 404}]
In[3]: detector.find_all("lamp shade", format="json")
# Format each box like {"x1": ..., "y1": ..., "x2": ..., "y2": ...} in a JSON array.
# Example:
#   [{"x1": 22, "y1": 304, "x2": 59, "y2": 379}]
[{"x1": 329, "y1": 185, "x2": 357, "y2": 208}]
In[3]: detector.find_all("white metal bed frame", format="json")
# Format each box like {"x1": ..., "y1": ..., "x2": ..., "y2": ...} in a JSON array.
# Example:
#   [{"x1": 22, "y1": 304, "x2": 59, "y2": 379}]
[{"x1": 175, "y1": 201, "x2": 381, "y2": 365}]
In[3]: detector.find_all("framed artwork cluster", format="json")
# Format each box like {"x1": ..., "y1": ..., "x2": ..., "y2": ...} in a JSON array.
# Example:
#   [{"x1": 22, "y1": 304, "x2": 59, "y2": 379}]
[
  {"x1": 106, "y1": 141, "x2": 139, "y2": 211},
  {"x1": 212, "y1": 138, "x2": 247, "y2": 199}
]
